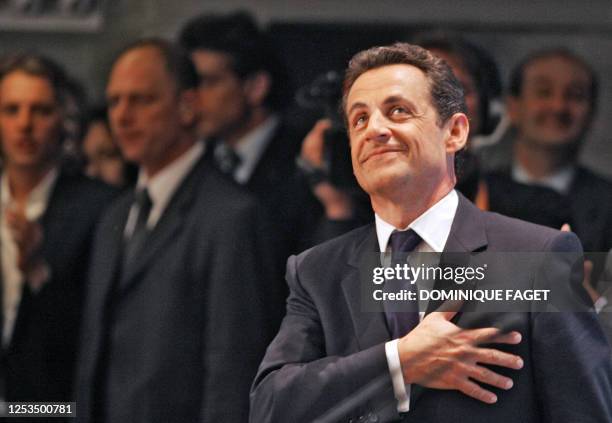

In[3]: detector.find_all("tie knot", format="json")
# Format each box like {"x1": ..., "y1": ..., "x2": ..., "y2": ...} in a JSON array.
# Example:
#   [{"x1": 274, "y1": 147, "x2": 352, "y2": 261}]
[
  {"x1": 389, "y1": 229, "x2": 421, "y2": 253},
  {"x1": 214, "y1": 143, "x2": 241, "y2": 175}
]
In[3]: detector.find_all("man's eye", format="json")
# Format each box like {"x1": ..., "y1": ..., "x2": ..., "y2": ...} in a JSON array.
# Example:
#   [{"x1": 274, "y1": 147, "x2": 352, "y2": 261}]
[
  {"x1": 390, "y1": 106, "x2": 407, "y2": 115},
  {"x1": 353, "y1": 115, "x2": 367, "y2": 128},
  {"x1": 1, "y1": 105, "x2": 18, "y2": 115},
  {"x1": 566, "y1": 87, "x2": 589, "y2": 103},
  {"x1": 131, "y1": 95, "x2": 155, "y2": 106}
]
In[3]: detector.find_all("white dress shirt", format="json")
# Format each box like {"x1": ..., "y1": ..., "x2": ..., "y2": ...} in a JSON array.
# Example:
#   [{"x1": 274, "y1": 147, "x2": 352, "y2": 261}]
[
  {"x1": 1, "y1": 167, "x2": 58, "y2": 346},
  {"x1": 124, "y1": 141, "x2": 204, "y2": 237},
  {"x1": 376, "y1": 189, "x2": 459, "y2": 413},
  {"x1": 512, "y1": 162, "x2": 575, "y2": 195}
]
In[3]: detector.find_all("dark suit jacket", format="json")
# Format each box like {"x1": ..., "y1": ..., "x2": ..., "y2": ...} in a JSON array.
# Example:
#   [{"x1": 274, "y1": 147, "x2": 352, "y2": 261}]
[
  {"x1": 209, "y1": 120, "x2": 322, "y2": 256},
  {"x1": 250, "y1": 194, "x2": 612, "y2": 423},
  {"x1": 486, "y1": 166, "x2": 612, "y2": 253},
  {"x1": 1, "y1": 171, "x2": 117, "y2": 402},
  {"x1": 76, "y1": 157, "x2": 282, "y2": 423}
]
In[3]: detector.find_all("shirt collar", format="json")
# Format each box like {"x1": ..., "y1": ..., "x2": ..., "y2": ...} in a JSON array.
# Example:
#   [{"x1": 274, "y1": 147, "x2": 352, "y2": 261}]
[
  {"x1": 512, "y1": 161, "x2": 575, "y2": 195},
  {"x1": 1, "y1": 167, "x2": 59, "y2": 220},
  {"x1": 375, "y1": 189, "x2": 459, "y2": 253},
  {"x1": 232, "y1": 115, "x2": 280, "y2": 184},
  {"x1": 135, "y1": 141, "x2": 204, "y2": 226}
]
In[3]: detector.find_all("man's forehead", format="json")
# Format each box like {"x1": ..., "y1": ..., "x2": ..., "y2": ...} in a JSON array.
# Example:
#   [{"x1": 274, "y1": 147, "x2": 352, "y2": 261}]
[
  {"x1": 347, "y1": 64, "x2": 430, "y2": 107},
  {"x1": 108, "y1": 48, "x2": 174, "y2": 91},
  {"x1": 191, "y1": 49, "x2": 234, "y2": 72},
  {"x1": 524, "y1": 55, "x2": 592, "y2": 85},
  {"x1": 0, "y1": 71, "x2": 57, "y2": 103}
]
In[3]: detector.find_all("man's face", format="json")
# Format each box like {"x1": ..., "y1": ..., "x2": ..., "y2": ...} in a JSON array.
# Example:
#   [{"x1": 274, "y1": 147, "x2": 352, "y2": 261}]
[
  {"x1": 106, "y1": 46, "x2": 191, "y2": 175},
  {"x1": 191, "y1": 49, "x2": 250, "y2": 140},
  {"x1": 508, "y1": 55, "x2": 593, "y2": 149},
  {"x1": 346, "y1": 64, "x2": 465, "y2": 197},
  {"x1": 82, "y1": 120, "x2": 125, "y2": 187},
  {"x1": 0, "y1": 71, "x2": 62, "y2": 171}
]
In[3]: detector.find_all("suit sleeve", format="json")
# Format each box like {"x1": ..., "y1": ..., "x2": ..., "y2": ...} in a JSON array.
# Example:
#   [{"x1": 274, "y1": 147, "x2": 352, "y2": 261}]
[
  {"x1": 199, "y1": 200, "x2": 284, "y2": 422},
  {"x1": 532, "y1": 232, "x2": 612, "y2": 422},
  {"x1": 249, "y1": 254, "x2": 397, "y2": 423}
]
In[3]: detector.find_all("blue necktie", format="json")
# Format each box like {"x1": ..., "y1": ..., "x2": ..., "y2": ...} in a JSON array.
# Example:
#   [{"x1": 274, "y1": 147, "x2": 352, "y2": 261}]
[{"x1": 384, "y1": 229, "x2": 421, "y2": 339}]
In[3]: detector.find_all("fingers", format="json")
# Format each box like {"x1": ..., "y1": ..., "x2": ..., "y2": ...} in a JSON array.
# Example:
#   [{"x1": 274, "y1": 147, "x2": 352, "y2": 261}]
[
  {"x1": 434, "y1": 299, "x2": 464, "y2": 313},
  {"x1": 473, "y1": 347, "x2": 524, "y2": 370},
  {"x1": 4, "y1": 208, "x2": 44, "y2": 271},
  {"x1": 560, "y1": 223, "x2": 572, "y2": 232},
  {"x1": 469, "y1": 328, "x2": 522, "y2": 346},
  {"x1": 6, "y1": 210, "x2": 31, "y2": 245},
  {"x1": 456, "y1": 378, "x2": 498, "y2": 404},
  {"x1": 431, "y1": 310, "x2": 458, "y2": 321},
  {"x1": 313, "y1": 118, "x2": 332, "y2": 133},
  {"x1": 461, "y1": 361, "x2": 514, "y2": 391},
  {"x1": 301, "y1": 119, "x2": 333, "y2": 166}
]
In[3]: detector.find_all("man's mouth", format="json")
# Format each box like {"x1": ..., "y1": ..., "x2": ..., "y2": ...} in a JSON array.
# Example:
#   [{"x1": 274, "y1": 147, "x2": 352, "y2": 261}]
[{"x1": 362, "y1": 147, "x2": 405, "y2": 163}]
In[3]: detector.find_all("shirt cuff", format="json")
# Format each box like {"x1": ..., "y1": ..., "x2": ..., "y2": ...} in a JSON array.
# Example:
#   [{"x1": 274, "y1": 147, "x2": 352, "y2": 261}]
[
  {"x1": 385, "y1": 339, "x2": 411, "y2": 412},
  {"x1": 595, "y1": 296, "x2": 608, "y2": 314}
]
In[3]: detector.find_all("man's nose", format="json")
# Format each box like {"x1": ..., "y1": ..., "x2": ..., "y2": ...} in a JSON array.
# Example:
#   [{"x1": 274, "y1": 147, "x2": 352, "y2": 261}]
[
  {"x1": 365, "y1": 111, "x2": 391, "y2": 143},
  {"x1": 548, "y1": 92, "x2": 570, "y2": 113},
  {"x1": 16, "y1": 108, "x2": 33, "y2": 131},
  {"x1": 111, "y1": 99, "x2": 132, "y2": 126}
]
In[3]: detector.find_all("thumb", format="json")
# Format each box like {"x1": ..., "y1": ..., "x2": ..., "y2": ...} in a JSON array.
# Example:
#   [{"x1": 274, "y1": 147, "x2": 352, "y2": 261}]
[{"x1": 434, "y1": 310, "x2": 458, "y2": 321}]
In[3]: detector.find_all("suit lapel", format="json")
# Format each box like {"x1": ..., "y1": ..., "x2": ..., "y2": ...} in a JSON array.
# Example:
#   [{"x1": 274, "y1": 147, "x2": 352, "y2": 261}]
[
  {"x1": 343, "y1": 226, "x2": 391, "y2": 350},
  {"x1": 425, "y1": 194, "x2": 488, "y2": 313}
]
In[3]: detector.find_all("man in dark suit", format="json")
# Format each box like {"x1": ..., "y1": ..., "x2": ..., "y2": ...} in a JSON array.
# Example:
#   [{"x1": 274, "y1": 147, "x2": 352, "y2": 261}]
[
  {"x1": 484, "y1": 48, "x2": 612, "y2": 254},
  {"x1": 0, "y1": 54, "x2": 116, "y2": 404},
  {"x1": 250, "y1": 43, "x2": 612, "y2": 422},
  {"x1": 178, "y1": 11, "x2": 320, "y2": 256},
  {"x1": 75, "y1": 39, "x2": 280, "y2": 422}
]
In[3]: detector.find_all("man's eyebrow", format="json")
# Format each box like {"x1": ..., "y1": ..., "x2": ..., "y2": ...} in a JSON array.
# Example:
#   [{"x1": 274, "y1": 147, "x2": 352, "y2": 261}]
[
  {"x1": 347, "y1": 101, "x2": 367, "y2": 117},
  {"x1": 383, "y1": 95, "x2": 414, "y2": 108}
]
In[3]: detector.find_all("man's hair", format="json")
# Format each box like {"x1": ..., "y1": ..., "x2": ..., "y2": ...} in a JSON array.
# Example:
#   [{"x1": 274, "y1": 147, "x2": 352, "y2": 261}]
[
  {"x1": 0, "y1": 53, "x2": 70, "y2": 108},
  {"x1": 342, "y1": 42, "x2": 467, "y2": 126},
  {"x1": 414, "y1": 32, "x2": 502, "y2": 135},
  {"x1": 112, "y1": 38, "x2": 199, "y2": 92},
  {"x1": 178, "y1": 10, "x2": 289, "y2": 110},
  {"x1": 509, "y1": 48, "x2": 598, "y2": 110}
]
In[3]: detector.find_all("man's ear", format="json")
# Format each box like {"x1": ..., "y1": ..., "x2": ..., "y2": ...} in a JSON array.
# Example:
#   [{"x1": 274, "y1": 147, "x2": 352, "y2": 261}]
[
  {"x1": 445, "y1": 112, "x2": 469, "y2": 154},
  {"x1": 178, "y1": 89, "x2": 199, "y2": 127},
  {"x1": 243, "y1": 71, "x2": 271, "y2": 107}
]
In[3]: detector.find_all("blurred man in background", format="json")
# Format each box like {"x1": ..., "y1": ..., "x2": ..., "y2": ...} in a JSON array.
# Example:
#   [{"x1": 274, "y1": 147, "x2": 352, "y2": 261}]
[
  {"x1": 179, "y1": 11, "x2": 320, "y2": 256},
  {"x1": 0, "y1": 54, "x2": 116, "y2": 404},
  {"x1": 76, "y1": 39, "x2": 280, "y2": 422},
  {"x1": 485, "y1": 49, "x2": 612, "y2": 254}
]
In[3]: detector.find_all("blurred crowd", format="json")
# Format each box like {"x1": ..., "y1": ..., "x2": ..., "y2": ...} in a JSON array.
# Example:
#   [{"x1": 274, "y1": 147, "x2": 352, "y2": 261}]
[{"x1": 0, "y1": 9, "x2": 611, "y2": 422}]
